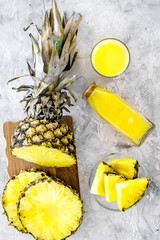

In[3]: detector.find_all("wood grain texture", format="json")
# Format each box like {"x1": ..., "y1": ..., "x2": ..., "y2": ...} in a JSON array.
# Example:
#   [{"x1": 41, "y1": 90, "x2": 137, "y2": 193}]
[{"x1": 3, "y1": 116, "x2": 80, "y2": 193}]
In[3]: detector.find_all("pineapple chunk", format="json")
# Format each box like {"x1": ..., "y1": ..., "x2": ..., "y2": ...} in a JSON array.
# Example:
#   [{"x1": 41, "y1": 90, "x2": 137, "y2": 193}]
[
  {"x1": 17, "y1": 178, "x2": 83, "y2": 240},
  {"x1": 90, "y1": 161, "x2": 113, "y2": 196},
  {"x1": 12, "y1": 145, "x2": 76, "y2": 167},
  {"x1": 104, "y1": 173, "x2": 126, "y2": 202},
  {"x1": 116, "y1": 177, "x2": 148, "y2": 211},
  {"x1": 108, "y1": 158, "x2": 139, "y2": 179},
  {"x1": 2, "y1": 170, "x2": 46, "y2": 232}
]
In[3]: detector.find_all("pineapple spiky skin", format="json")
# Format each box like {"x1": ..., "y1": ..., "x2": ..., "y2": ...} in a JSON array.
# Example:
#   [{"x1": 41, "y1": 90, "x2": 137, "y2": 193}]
[
  {"x1": 27, "y1": 92, "x2": 72, "y2": 121},
  {"x1": 2, "y1": 169, "x2": 47, "y2": 232},
  {"x1": 17, "y1": 177, "x2": 83, "y2": 240},
  {"x1": 11, "y1": 119, "x2": 76, "y2": 167}
]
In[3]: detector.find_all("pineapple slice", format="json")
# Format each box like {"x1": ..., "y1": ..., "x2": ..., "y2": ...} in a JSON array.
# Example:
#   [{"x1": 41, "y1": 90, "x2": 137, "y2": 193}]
[
  {"x1": 104, "y1": 172, "x2": 126, "y2": 202},
  {"x1": 90, "y1": 161, "x2": 113, "y2": 196},
  {"x1": 17, "y1": 178, "x2": 83, "y2": 240},
  {"x1": 108, "y1": 158, "x2": 139, "y2": 179},
  {"x1": 12, "y1": 145, "x2": 76, "y2": 167},
  {"x1": 2, "y1": 170, "x2": 46, "y2": 232},
  {"x1": 116, "y1": 177, "x2": 149, "y2": 211}
]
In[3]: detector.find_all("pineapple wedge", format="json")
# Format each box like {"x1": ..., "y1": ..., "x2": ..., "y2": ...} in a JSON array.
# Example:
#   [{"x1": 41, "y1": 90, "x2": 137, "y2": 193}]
[
  {"x1": 116, "y1": 177, "x2": 148, "y2": 211},
  {"x1": 104, "y1": 172, "x2": 126, "y2": 202},
  {"x1": 2, "y1": 170, "x2": 46, "y2": 232},
  {"x1": 17, "y1": 177, "x2": 83, "y2": 240},
  {"x1": 90, "y1": 161, "x2": 113, "y2": 196},
  {"x1": 108, "y1": 158, "x2": 139, "y2": 179}
]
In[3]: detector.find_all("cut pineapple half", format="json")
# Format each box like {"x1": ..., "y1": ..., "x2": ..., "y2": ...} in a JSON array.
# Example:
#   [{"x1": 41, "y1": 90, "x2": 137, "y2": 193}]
[
  {"x1": 11, "y1": 119, "x2": 76, "y2": 168},
  {"x1": 116, "y1": 177, "x2": 148, "y2": 211},
  {"x1": 104, "y1": 172, "x2": 126, "y2": 202},
  {"x1": 17, "y1": 178, "x2": 83, "y2": 240},
  {"x1": 12, "y1": 145, "x2": 76, "y2": 167},
  {"x1": 2, "y1": 170, "x2": 46, "y2": 232},
  {"x1": 108, "y1": 158, "x2": 139, "y2": 179},
  {"x1": 90, "y1": 160, "x2": 113, "y2": 196}
]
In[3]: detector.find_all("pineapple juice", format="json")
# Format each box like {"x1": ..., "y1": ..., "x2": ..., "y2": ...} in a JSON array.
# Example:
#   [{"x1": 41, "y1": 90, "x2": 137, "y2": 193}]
[
  {"x1": 83, "y1": 83, "x2": 155, "y2": 146},
  {"x1": 91, "y1": 39, "x2": 130, "y2": 77}
]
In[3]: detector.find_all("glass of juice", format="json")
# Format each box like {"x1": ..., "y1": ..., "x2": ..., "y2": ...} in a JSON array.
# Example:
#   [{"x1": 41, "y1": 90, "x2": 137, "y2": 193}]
[{"x1": 91, "y1": 38, "x2": 130, "y2": 77}]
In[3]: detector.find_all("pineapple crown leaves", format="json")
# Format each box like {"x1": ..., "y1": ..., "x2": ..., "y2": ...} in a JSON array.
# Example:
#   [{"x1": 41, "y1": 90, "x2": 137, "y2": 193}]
[{"x1": 8, "y1": 0, "x2": 82, "y2": 120}]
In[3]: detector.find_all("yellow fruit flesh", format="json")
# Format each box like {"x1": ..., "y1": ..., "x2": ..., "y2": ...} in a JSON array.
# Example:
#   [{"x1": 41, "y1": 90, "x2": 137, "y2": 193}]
[
  {"x1": 18, "y1": 180, "x2": 83, "y2": 240},
  {"x1": 108, "y1": 158, "x2": 138, "y2": 179},
  {"x1": 104, "y1": 173, "x2": 126, "y2": 202},
  {"x1": 87, "y1": 86, "x2": 153, "y2": 146},
  {"x1": 2, "y1": 171, "x2": 46, "y2": 231},
  {"x1": 92, "y1": 39, "x2": 129, "y2": 77},
  {"x1": 90, "y1": 161, "x2": 113, "y2": 196},
  {"x1": 12, "y1": 145, "x2": 76, "y2": 167},
  {"x1": 116, "y1": 177, "x2": 148, "y2": 211}
]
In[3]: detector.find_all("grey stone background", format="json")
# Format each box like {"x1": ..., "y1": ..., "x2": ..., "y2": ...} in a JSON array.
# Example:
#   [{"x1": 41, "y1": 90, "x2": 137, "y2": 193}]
[{"x1": 0, "y1": 0, "x2": 160, "y2": 239}]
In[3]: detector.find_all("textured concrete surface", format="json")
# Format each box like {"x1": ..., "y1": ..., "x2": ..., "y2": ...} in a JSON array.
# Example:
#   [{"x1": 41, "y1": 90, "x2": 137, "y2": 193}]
[{"x1": 0, "y1": 0, "x2": 160, "y2": 239}]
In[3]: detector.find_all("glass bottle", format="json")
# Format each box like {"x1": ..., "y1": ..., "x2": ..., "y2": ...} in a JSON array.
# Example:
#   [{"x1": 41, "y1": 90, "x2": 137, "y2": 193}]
[{"x1": 83, "y1": 82, "x2": 155, "y2": 146}]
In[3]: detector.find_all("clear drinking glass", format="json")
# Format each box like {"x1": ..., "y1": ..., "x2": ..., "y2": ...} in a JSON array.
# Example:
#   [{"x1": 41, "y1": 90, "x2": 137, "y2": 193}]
[{"x1": 91, "y1": 38, "x2": 130, "y2": 78}]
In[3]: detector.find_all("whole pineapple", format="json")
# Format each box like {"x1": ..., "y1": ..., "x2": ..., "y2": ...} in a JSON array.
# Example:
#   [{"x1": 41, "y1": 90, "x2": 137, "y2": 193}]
[{"x1": 10, "y1": 0, "x2": 82, "y2": 167}]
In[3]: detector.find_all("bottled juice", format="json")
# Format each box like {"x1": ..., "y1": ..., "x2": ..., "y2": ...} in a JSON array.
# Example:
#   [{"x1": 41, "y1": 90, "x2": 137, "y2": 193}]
[{"x1": 83, "y1": 83, "x2": 155, "y2": 146}]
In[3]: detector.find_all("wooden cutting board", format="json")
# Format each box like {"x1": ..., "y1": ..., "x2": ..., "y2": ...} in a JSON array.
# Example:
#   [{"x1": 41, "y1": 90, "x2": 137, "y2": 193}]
[{"x1": 3, "y1": 116, "x2": 80, "y2": 193}]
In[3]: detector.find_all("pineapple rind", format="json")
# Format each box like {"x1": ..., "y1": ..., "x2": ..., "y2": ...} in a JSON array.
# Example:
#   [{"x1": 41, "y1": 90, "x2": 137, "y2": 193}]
[
  {"x1": 2, "y1": 169, "x2": 47, "y2": 232},
  {"x1": 104, "y1": 172, "x2": 126, "y2": 202},
  {"x1": 108, "y1": 158, "x2": 139, "y2": 179},
  {"x1": 17, "y1": 177, "x2": 83, "y2": 240},
  {"x1": 116, "y1": 177, "x2": 149, "y2": 212}
]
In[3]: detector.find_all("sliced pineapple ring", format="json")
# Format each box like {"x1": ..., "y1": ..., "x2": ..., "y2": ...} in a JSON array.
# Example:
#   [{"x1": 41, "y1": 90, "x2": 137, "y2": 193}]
[
  {"x1": 90, "y1": 160, "x2": 113, "y2": 196},
  {"x1": 17, "y1": 178, "x2": 83, "y2": 240},
  {"x1": 104, "y1": 172, "x2": 126, "y2": 202},
  {"x1": 108, "y1": 158, "x2": 139, "y2": 179},
  {"x1": 12, "y1": 145, "x2": 76, "y2": 167},
  {"x1": 2, "y1": 170, "x2": 46, "y2": 232},
  {"x1": 116, "y1": 177, "x2": 148, "y2": 211}
]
